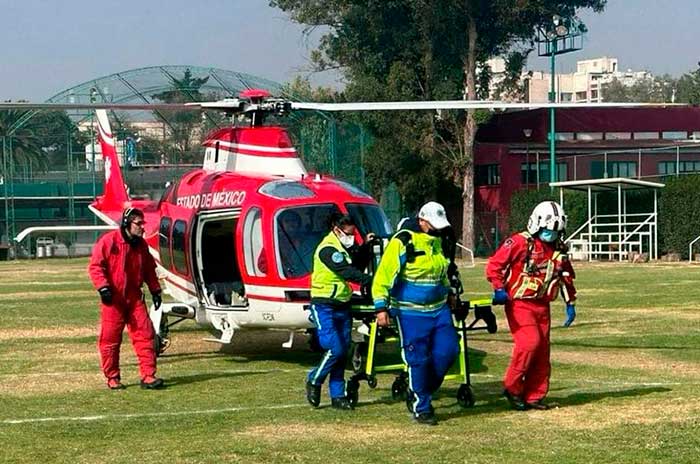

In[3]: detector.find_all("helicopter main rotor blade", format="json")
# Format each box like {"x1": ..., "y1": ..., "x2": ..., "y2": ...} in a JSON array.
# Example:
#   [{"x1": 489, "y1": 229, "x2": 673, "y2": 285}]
[
  {"x1": 0, "y1": 102, "x2": 197, "y2": 111},
  {"x1": 291, "y1": 101, "x2": 685, "y2": 111}
]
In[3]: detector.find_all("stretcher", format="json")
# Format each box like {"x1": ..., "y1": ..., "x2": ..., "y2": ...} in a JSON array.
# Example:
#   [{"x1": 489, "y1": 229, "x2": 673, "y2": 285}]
[{"x1": 346, "y1": 297, "x2": 497, "y2": 408}]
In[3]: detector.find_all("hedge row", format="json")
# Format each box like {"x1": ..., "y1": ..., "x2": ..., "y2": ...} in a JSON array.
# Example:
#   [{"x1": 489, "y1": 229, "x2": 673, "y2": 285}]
[{"x1": 508, "y1": 175, "x2": 700, "y2": 259}]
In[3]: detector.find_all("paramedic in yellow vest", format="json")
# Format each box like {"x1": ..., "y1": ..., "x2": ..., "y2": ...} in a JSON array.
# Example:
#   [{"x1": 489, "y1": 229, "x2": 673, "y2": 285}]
[
  {"x1": 372, "y1": 201, "x2": 459, "y2": 426},
  {"x1": 306, "y1": 213, "x2": 374, "y2": 410}
]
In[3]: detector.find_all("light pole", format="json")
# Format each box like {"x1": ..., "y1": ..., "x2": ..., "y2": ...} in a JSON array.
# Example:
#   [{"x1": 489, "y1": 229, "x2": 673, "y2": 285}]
[
  {"x1": 523, "y1": 129, "x2": 533, "y2": 186},
  {"x1": 537, "y1": 16, "x2": 585, "y2": 187}
]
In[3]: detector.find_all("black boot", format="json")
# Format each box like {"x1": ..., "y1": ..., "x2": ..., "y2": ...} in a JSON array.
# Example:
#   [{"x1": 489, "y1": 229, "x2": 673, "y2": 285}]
[
  {"x1": 331, "y1": 397, "x2": 354, "y2": 410},
  {"x1": 526, "y1": 399, "x2": 554, "y2": 410},
  {"x1": 140, "y1": 376, "x2": 165, "y2": 390},
  {"x1": 306, "y1": 381, "x2": 321, "y2": 408},
  {"x1": 503, "y1": 389, "x2": 527, "y2": 411},
  {"x1": 414, "y1": 411, "x2": 438, "y2": 426}
]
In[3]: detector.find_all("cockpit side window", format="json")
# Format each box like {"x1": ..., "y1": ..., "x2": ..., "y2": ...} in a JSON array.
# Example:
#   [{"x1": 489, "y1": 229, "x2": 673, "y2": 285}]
[
  {"x1": 346, "y1": 203, "x2": 393, "y2": 237},
  {"x1": 275, "y1": 204, "x2": 341, "y2": 279},
  {"x1": 243, "y1": 207, "x2": 267, "y2": 277}
]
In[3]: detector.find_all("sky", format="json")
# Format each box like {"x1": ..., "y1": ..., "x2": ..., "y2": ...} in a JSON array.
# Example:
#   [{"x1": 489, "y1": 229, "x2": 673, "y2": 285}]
[{"x1": 1, "y1": 0, "x2": 698, "y2": 101}]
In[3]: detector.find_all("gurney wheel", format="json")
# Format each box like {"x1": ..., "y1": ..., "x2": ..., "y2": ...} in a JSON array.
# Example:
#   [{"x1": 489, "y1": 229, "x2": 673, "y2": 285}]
[
  {"x1": 457, "y1": 384, "x2": 475, "y2": 408},
  {"x1": 367, "y1": 375, "x2": 378, "y2": 389},
  {"x1": 391, "y1": 377, "x2": 407, "y2": 400}
]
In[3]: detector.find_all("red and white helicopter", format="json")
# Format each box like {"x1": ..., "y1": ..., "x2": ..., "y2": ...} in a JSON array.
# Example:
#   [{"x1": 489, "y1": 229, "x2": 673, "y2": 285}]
[{"x1": 4, "y1": 91, "x2": 674, "y2": 351}]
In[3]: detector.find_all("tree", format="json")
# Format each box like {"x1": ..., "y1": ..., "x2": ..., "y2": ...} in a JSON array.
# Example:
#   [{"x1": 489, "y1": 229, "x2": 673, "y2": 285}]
[
  {"x1": 271, "y1": 0, "x2": 606, "y2": 249},
  {"x1": 675, "y1": 63, "x2": 700, "y2": 104},
  {"x1": 0, "y1": 109, "x2": 82, "y2": 173},
  {"x1": 150, "y1": 68, "x2": 213, "y2": 163}
]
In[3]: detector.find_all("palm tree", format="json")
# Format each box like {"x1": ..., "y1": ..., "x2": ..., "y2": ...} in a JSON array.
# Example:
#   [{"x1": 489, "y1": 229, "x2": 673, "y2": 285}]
[{"x1": 0, "y1": 110, "x2": 47, "y2": 172}]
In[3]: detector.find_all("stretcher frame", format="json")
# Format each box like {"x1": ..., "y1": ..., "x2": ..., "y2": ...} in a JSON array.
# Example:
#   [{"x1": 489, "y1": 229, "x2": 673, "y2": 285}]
[{"x1": 347, "y1": 298, "x2": 496, "y2": 408}]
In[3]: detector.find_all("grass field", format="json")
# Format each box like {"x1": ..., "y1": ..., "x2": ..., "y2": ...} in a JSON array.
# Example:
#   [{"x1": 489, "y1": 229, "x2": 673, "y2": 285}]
[{"x1": 1, "y1": 258, "x2": 699, "y2": 463}]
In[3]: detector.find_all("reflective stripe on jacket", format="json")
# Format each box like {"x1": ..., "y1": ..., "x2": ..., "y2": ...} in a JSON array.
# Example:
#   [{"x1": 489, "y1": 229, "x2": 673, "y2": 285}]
[{"x1": 372, "y1": 228, "x2": 449, "y2": 313}]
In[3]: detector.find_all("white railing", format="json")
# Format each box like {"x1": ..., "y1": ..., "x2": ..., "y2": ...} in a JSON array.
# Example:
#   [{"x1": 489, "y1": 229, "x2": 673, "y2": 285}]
[
  {"x1": 456, "y1": 242, "x2": 475, "y2": 268},
  {"x1": 566, "y1": 212, "x2": 656, "y2": 261},
  {"x1": 689, "y1": 235, "x2": 700, "y2": 262}
]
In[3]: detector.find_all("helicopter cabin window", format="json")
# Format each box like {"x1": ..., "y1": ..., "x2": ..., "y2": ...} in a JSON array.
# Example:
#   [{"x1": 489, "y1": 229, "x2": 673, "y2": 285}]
[
  {"x1": 172, "y1": 219, "x2": 188, "y2": 275},
  {"x1": 259, "y1": 179, "x2": 315, "y2": 199},
  {"x1": 159, "y1": 217, "x2": 173, "y2": 270},
  {"x1": 276, "y1": 204, "x2": 341, "y2": 279},
  {"x1": 333, "y1": 180, "x2": 373, "y2": 199},
  {"x1": 345, "y1": 204, "x2": 393, "y2": 237},
  {"x1": 243, "y1": 207, "x2": 266, "y2": 277},
  {"x1": 199, "y1": 215, "x2": 245, "y2": 306}
]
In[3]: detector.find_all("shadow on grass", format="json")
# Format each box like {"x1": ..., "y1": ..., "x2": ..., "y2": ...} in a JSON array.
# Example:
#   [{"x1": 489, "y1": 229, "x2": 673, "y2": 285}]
[
  {"x1": 555, "y1": 340, "x2": 700, "y2": 351},
  {"x1": 165, "y1": 370, "x2": 270, "y2": 387},
  {"x1": 436, "y1": 382, "x2": 672, "y2": 422}
]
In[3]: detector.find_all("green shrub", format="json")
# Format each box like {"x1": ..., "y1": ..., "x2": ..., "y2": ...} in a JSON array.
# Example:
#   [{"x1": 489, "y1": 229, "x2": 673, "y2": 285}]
[{"x1": 659, "y1": 175, "x2": 700, "y2": 258}]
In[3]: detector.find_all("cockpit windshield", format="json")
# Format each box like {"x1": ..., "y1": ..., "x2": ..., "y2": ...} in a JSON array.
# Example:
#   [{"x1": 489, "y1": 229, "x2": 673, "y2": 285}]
[
  {"x1": 345, "y1": 203, "x2": 393, "y2": 237},
  {"x1": 276, "y1": 204, "x2": 341, "y2": 279}
]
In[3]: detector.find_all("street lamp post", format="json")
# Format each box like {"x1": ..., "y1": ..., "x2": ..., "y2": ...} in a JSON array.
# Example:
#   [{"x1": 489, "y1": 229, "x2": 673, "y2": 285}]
[
  {"x1": 523, "y1": 129, "x2": 533, "y2": 186},
  {"x1": 537, "y1": 16, "x2": 585, "y2": 188}
]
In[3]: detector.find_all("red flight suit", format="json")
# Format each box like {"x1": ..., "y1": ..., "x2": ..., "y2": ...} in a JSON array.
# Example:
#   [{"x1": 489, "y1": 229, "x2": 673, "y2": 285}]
[
  {"x1": 88, "y1": 229, "x2": 161, "y2": 381},
  {"x1": 486, "y1": 232, "x2": 576, "y2": 403}
]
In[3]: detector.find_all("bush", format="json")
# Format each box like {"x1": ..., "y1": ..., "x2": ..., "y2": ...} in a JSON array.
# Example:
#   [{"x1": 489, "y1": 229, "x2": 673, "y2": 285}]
[
  {"x1": 659, "y1": 175, "x2": 700, "y2": 258},
  {"x1": 508, "y1": 188, "x2": 587, "y2": 237}
]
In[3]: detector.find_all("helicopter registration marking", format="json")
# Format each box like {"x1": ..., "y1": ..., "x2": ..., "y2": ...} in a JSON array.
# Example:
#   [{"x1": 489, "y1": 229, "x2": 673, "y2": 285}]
[{"x1": 176, "y1": 190, "x2": 246, "y2": 209}]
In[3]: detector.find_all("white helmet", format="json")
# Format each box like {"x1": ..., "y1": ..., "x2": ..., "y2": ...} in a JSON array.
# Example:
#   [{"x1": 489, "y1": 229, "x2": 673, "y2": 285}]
[{"x1": 527, "y1": 201, "x2": 567, "y2": 235}]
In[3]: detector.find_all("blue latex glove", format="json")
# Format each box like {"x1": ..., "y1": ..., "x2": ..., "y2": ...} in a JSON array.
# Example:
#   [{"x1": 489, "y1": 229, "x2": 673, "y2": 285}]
[
  {"x1": 492, "y1": 288, "x2": 508, "y2": 305},
  {"x1": 564, "y1": 303, "x2": 576, "y2": 327}
]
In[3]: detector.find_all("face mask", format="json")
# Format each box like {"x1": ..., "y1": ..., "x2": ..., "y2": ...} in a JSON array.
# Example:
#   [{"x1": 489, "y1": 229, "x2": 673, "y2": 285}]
[
  {"x1": 539, "y1": 229, "x2": 559, "y2": 243},
  {"x1": 338, "y1": 231, "x2": 355, "y2": 248}
]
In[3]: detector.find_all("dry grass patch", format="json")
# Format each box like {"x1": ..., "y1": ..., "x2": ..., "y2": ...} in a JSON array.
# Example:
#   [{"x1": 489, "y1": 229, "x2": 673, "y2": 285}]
[
  {"x1": 0, "y1": 326, "x2": 94, "y2": 341},
  {"x1": 236, "y1": 422, "x2": 445, "y2": 444},
  {"x1": 533, "y1": 395, "x2": 700, "y2": 431},
  {"x1": 0, "y1": 370, "x2": 103, "y2": 397},
  {"x1": 0, "y1": 290, "x2": 94, "y2": 301}
]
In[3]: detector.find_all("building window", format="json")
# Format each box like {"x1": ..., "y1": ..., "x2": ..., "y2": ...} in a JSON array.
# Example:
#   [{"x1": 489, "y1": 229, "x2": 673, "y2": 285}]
[
  {"x1": 577, "y1": 132, "x2": 603, "y2": 141},
  {"x1": 476, "y1": 164, "x2": 501, "y2": 186},
  {"x1": 575, "y1": 91, "x2": 587, "y2": 101},
  {"x1": 633, "y1": 132, "x2": 659, "y2": 140},
  {"x1": 521, "y1": 162, "x2": 568, "y2": 184},
  {"x1": 659, "y1": 160, "x2": 700, "y2": 176},
  {"x1": 560, "y1": 92, "x2": 573, "y2": 102},
  {"x1": 159, "y1": 217, "x2": 172, "y2": 270},
  {"x1": 172, "y1": 219, "x2": 188, "y2": 275},
  {"x1": 554, "y1": 132, "x2": 575, "y2": 141},
  {"x1": 662, "y1": 131, "x2": 689, "y2": 140},
  {"x1": 606, "y1": 132, "x2": 632, "y2": 140},
  {"x1": 591, "y1": 161, "x2": 637, "y2": 179},
  {"x1": 243, "y1": 207, "x2": 266, "y2": 277},
  {"x1": 591, "y1": 89, "x2": 599, "y2": 100}
]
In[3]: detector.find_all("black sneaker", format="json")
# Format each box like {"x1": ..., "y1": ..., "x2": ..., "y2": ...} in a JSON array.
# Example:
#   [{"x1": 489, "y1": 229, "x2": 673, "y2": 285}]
[
  {"x1": 331, "y1": 397, "x2": 354, "y2": 410},
  {"x1": 414, "y1": 411, "x2": 438, "y2": 426},
  {"x1": 107, "y1": 378, "x2": 125, "y2": 390},
  {"x1": 526, "y1": 399, "x2": 554, "y2": 410},
  {"x1": 306, "y1": 381, "x2": 321, "y2": 408},
  {"x1": 140, "y1": 376, "x2": 165, "y2": 389},
  {"x1": 503, "y1": 389, "x2": 527, "y2": 411}
]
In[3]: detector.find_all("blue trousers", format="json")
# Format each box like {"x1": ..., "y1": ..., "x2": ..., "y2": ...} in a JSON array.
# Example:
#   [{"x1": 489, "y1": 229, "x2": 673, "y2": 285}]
[
  {"x1": 396, "y1": 306, "x2": 460, "y2": 415},
  {"x1": 307, "y1": 303, "x2": 352, "y2": 399}
]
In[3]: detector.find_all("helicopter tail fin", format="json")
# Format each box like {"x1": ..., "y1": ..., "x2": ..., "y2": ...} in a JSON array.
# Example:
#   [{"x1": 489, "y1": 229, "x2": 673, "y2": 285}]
[{"x1": 89, "y1": 109, "x2": 130, "y2": 224}]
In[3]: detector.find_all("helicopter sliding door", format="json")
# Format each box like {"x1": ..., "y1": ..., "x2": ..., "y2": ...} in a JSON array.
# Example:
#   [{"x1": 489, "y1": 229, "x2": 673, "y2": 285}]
[{"x1": 194, "y1": 209, "x2": 247, "y2": 309}]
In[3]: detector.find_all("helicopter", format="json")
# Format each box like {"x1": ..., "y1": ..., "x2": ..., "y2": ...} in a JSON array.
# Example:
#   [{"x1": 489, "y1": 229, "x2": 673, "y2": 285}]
[{"x1": 3, "y1": 90, "x2": 677, "y2": 352}]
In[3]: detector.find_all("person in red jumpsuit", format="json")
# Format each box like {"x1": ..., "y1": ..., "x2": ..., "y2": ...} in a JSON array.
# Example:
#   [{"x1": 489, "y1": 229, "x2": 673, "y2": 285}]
[
  {"x1": 486, "y1": 201, "x2": 577, "y2": 410},
  {"x1": 88, "y1": 207, "x2": 164, "y2": 390}
]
